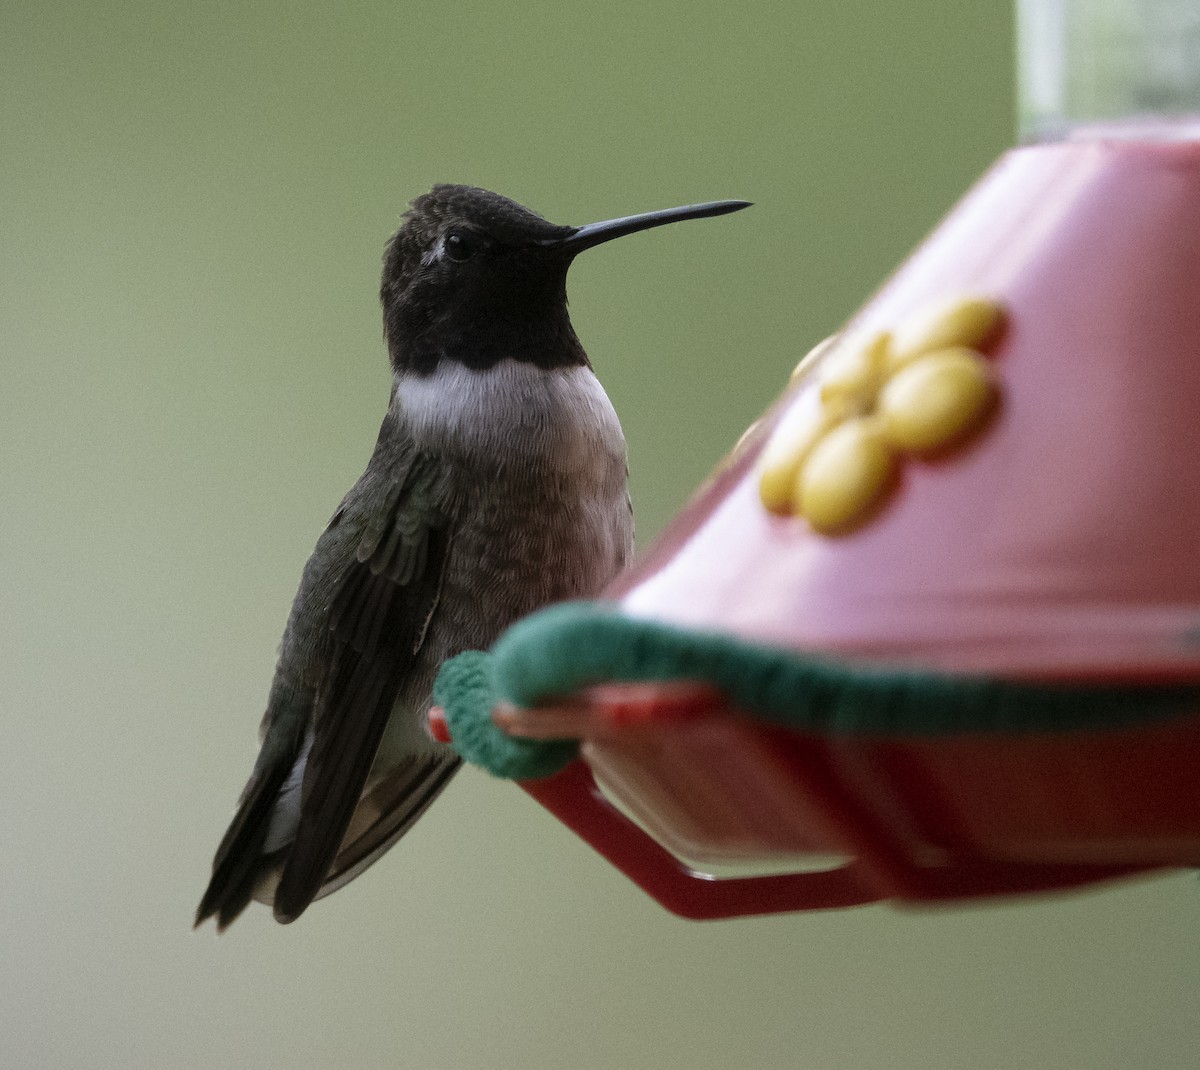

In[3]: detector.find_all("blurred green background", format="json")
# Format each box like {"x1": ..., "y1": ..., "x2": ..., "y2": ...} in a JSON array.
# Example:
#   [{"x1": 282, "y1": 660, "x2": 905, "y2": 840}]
[{"x1": 3, "y1": 2, "x2": 1197, "y2": 1068}]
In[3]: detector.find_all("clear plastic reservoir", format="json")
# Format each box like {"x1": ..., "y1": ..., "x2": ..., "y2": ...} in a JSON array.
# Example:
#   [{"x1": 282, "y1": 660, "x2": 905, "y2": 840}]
[{"x1": 1018, "y1": 0, "x2": 1200, "y2": 140}]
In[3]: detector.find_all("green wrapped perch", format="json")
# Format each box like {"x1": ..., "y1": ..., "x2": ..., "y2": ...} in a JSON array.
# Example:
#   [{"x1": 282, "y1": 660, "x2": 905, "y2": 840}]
[{"x1": 434, "y1": 601, "x2": 1200, "y2": 780}]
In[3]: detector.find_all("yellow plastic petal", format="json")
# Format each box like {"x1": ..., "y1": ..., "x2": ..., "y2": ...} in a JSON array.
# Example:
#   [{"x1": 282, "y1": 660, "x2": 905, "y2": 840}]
[
  {"x1": 888, "y1": 295, "x2": 1004, "y2": 371},
  {"x1": 797, "y1": 417, "x2": 896, "y2": 533},
  {"x1": 758, "y1": 402, "x2": 839, "y2": 515},
  {"x1": 878, "y1": 346, "x2": 995, "y2": 453},
  {"x1": 818, "y1": 331, "x2": 890, "y2": 413}
]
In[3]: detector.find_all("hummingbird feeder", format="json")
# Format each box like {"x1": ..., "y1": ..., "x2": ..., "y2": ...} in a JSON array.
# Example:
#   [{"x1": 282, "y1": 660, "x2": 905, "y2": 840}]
[{"x1": 430, "y1": 0, "x2": 1200, "y2": 917}]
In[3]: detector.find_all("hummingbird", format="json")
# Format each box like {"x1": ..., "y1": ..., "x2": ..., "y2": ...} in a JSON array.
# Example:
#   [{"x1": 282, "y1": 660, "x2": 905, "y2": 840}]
[{"x1": 195, "y1": 184, "x2": 750, "y2": 929}]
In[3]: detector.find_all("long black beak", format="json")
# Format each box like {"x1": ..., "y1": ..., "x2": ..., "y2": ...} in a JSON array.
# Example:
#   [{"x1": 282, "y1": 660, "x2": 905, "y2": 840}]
[{"x1": 547, "y1": 199, "x2": 751, "y2": 255}]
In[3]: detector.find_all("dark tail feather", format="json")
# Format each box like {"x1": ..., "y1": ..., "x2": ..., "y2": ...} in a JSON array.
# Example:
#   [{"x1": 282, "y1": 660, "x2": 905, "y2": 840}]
[{"x1": 194, "y1": 761, "x2": 291, "y2": 931}]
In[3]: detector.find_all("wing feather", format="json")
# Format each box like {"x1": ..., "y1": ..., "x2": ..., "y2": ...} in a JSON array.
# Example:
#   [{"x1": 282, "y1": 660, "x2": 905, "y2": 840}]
[
  {"x1": 314, "y1": 751, "x2": 461, "y2": 902},
  {"x1": 271, "y1": 458, "x2": 454, "y2": 923},
  {"x1": 197, "y1": 433, "x2": 459, "y2": 929}
]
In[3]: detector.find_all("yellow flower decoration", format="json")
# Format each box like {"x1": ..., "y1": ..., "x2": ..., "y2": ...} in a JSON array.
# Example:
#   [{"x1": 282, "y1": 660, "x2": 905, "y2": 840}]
[{"x1": 759, "y1": 295, "x2": 1004, "y2": 534}]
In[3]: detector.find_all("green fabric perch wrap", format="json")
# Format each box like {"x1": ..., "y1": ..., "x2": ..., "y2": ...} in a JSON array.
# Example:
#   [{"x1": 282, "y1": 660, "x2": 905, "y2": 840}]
[
  {"x1": 434, "y1": 601, "x2": 1200, "y2": 780},
  {"x1": 434, "y1": 650, "x2": 580, "y2": 780}
]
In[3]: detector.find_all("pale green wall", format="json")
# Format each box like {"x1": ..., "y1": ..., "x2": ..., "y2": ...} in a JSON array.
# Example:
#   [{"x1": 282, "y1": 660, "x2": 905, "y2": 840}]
[{"x1": 3, "y1": 2, "x2": 1197, "y2": 1068}]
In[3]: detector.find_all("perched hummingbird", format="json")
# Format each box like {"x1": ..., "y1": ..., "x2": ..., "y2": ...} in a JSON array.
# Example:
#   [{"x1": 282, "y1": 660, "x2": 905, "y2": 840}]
[{"x1": 195, "y1": 184, "x2": 750, "y2": 929}]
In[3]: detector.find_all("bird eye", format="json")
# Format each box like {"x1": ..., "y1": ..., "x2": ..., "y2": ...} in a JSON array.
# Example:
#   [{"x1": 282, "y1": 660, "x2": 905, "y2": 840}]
[{"x1": 444, "y1": 231, "x2": 475, "y2": 262}]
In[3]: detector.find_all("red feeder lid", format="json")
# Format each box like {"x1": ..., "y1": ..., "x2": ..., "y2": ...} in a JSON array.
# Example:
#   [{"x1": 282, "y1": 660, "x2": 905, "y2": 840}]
[{"x1": 500, "y1": 139, "x2": 1200, "y2": 916}]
